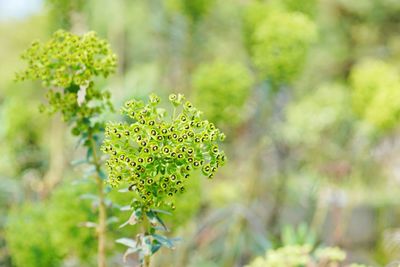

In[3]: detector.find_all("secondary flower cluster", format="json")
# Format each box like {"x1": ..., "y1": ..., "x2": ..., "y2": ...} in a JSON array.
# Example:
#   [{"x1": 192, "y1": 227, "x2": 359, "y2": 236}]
[
  {"x1": 244, "y1": 3, "x2": 317, "y2": 84},
  {"x1": 16, "y1": 30, "x2": 116, "y2": 136},
  {"x1": 102, "y1": 93, "x2": 226, "y2": 210},
  {"x1": 16, "y1": 30, "x2": 116, "y2": 87},
  {"x1": 192, "y1": 60, "x2": 253, "y2": 127}
]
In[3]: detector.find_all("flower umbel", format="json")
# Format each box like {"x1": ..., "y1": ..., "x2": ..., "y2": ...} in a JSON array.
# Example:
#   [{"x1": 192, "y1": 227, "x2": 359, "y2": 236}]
[
  {"x1": 15, "y1": 30, "x2": 117, "y2": 136},
  {"x1": 16, "y1": 29, "x2": 116, "y2": 87},
  {"x1": 102, "y1": 93, "x2": 226, "y2": 211}
]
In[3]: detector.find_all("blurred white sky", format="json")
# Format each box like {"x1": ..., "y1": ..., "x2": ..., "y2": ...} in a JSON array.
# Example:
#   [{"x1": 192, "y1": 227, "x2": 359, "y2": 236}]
[{"x1": 0, "y1": 0, "x2": 42, "y2": 21}]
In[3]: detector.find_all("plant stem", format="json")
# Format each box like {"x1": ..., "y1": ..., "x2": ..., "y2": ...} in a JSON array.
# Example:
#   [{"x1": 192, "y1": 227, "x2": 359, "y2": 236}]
[
  {"x1": 143, "y1": 215, "x2": 151, "y2": 267},
  {"x1": 172, "y1": 107, "x2": 176, "y2": 121},
  {"x1": 96, "y1": 175, "x2": 107, "y2": 267},
  {"x1": 89, "y1": 132, "x2": 107, "y2": 267},
  {"x1": 144, "y1": 252, "x2": 151, "y2": 267}
]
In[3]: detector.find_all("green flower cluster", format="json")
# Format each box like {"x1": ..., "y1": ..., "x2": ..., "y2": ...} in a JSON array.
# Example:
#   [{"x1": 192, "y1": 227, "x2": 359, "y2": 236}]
[
  {"x1": 248, "y1": 8, "x2": 317, "y2": 84},
  {"x1": 192, "y1": 60, "x2": 254, "y2": 127},
  {"x1": 16, "y1": 30, "x2": 116, "y2": 136},
  {"x1": 16, "y1": 30, "x2": 116, "y2": 87},
  {"x1": 43, "y1": 82, "x2": 113, "y2": 136},
  {"x1": 350, "y1": 59, "x2": 400, "y2": 130},
  {"x1": 18, "y1": 30, "x2": 116, "y2": 88},
  {"x1": 102, "y1": 93, "x2": 226, "y2": 211}
]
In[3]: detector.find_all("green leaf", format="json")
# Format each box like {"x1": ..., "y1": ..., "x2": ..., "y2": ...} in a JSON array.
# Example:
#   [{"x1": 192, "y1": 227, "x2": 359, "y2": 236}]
[
  {"x1": 98, "y1": 169, "x2": 107, "y2": 180},
  {"x1": 86, "y1": 147, "x2": 93, "y2": 161},
  {"x1": 147, "y1": 211, "x2": 169, "y2": 231},
  {"x1": 151, "y1": 242, "x2": 162, "y2": 254},
  {"x1": 116, "y1": 238, "x2": 137, "y2": 249},
  {"x1": 120, "y1": 208, "x2": 142, "y2": 228},
  {"x1": 151, "y1": 234, "x2": 175, "y2": 249},
  {"x1": 151, "y1": 208, "x2": 172, "y2": 216}
]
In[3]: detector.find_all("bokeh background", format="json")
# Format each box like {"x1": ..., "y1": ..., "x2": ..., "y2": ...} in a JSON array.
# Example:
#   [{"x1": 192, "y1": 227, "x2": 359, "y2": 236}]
[{"x1": 1, "y1": 0, "x2": 400, "y2": 266}]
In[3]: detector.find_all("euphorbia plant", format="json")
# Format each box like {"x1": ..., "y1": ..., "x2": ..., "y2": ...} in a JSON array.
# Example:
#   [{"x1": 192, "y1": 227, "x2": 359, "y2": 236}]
[
  {"x1": 17, "y1": 29, "x2": 226, "y2": 267},
  {"x1": 101, "y1": 93, "x2": 226, "y2": 266},
  {"x1": 16, "y1": 30, "x2": 116, "y2": 267}
]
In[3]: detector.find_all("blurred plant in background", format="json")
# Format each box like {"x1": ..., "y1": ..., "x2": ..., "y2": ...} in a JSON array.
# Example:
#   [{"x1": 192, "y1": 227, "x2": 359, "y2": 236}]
[
  {"x1": 250, "y1": 9, "x2": 317, "y2": 85},
  {"x1": 245, "y1": 245, "x2": 372, "y2": 267},
  {"x1": 350, "y1": 59, "x2": 400, "y2": 131},
  {"x1": 6, "y1": 181, "x2": 97, "y2": 267},
  {"x1": 14, "y1": 29, "x2": 117, "y2": 267},
  {"x1": 192, "y1": 61, "x2": 253, "y2": 128}
]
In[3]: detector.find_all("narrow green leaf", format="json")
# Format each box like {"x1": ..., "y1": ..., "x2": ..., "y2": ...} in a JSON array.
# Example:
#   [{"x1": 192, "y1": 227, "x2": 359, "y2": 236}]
[
  {"x1": 86, "y1": 147, "x2": 93, "y2": 161},
  {"x1": 146, "y1": 211, "x2": 158, "y2": 226},
  {"x1": 151, "y1": 208, "x2": 172, "y2": 216},
  {"x1": 120, "y1": 208, "x2": 142, "y2": 228},
  {"x1": 151, "y1": 234, "x2": 175, "y2": 249},
  {"x1": 155, "y1": 213, "x2": 168, "y2": 231},
  {"x1": 98, "y1": 169, "x2": 107, "y2": 180},
  {"x1": 151, "y1": 242, "x2": 162, "y2": 254},
  {"x1": 116, "y1": 238, "x2": 137, "y2": 249}
]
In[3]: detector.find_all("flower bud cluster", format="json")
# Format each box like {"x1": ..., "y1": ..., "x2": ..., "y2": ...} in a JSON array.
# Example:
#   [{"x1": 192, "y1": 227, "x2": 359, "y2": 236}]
[
  {"x1": 16, "y1": 30, "x2": 116, "y2": 136},
  {"x1": 102, "y1": 93, "x2": 226, "y2": 210},
  {"x1": 17, "y1": 30, "x2": 116, "y2": 87}
]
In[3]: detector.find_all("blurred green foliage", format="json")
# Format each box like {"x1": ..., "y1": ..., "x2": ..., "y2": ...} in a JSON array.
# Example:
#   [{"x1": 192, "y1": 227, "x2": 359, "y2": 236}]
[
  {"x1": 284, "y1": 83, "x2": 351, "y2": 146},
  {"x1": 6, "y1": 203, "x2": 62, "y2": 267},
  {"x1": 280, "y1": 0, "x2": 317, "y2": 17},
  {"x1": 281, "y1": 223, "x2": 317, "y2": 248},
  {"x1": 245, "y1": 245, "x2": 371, "y2": 267},
  {"x1": 46, "y1": 0, "x2": 86, "y2": 29},
  {"x1": 350, "y1": 59, "x2": 400, "y2": 130},
  {"x1": 6, "y1": 181, "x2": 97, "y2": 267},
  {"x1": 192, "y1": 61, "x2": 253, "y2": 128},
  {"x1": 0, "y1": 94, "x2": 46, "y2": 175},
  {"x1": 167, "y1": 0, "x2": 215, "y2": 23},
  {"x1": 246, "y1": 6, "x2": 317, "y2": 84}
]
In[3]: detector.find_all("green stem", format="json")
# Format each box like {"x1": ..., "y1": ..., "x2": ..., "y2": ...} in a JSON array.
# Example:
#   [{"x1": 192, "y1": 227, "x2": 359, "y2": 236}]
[
  {"x1": 142, "y1": 215, "x2": 151, "y2": 267},
  {"x1": 172, "y1": 107, "x2": 176, "y2": 121},
  {"x1": 88, "y1": 132, "x2": 107, "y2": 267}
]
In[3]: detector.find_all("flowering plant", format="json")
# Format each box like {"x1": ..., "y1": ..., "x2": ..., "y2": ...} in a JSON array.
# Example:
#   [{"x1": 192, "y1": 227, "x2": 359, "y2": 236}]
[{"x1": 102, "y1": 93, "x2": 226, "y2": 265}]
